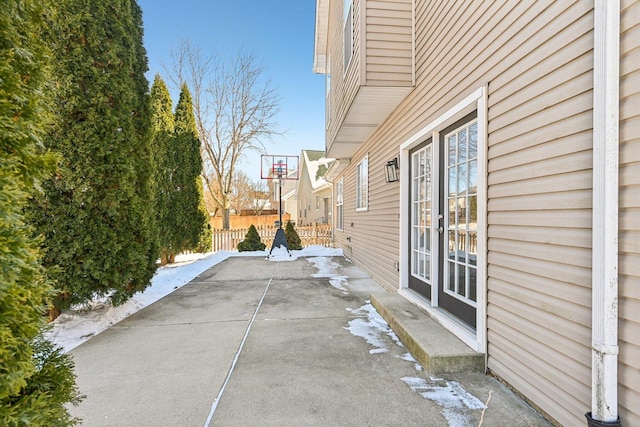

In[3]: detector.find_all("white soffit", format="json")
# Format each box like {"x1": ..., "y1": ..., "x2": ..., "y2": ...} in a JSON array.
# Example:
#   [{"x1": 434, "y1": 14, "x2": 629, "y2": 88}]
[{"x1": 313, "y1": 0, "x2": 329, "y2": 74}]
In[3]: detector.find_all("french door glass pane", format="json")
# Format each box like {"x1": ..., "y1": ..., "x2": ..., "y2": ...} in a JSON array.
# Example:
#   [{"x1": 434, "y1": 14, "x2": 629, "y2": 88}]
[
  {"x1": 445, "y1": 120, "x2": 478, "y2": 303},
  {"x1": 448, "y1": 261, "x2": 456, "y2": 291},
  {"x1": 411, "y1": 144, "x2": 432, "y2": 284},
  {"x1": 469, "y1": 123, "x2": 478, "y2": 158},
  {"x1": 458, "y1": 128, "x2": 467, "y2": 163},
  {"x1": 448, "y1": 135, "x2": 456, "y2": 166},
  {"x1": 469, "y1": 160, "x2": 478, "y2": 193}
]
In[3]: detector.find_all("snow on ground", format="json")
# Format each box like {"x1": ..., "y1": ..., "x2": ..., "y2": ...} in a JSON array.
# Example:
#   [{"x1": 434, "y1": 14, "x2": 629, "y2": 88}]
[
  {"x1": 401, "y1": 376, "x2": 486, "y2": 427},
  {"x1": 313, "y1": 263, "x2": 485, "y2": 427},
  {"x1": 46, "y1": 246, "x2": 342, "y2": 353},
  {"x1": 343, "y1": 301, "x2": 486, "y2": 426},
  {"x1": 308, "y1": 257, "x2": 349, "y2": 292},
  {"x1": 345, "y1": 302, "x2": 403, "y2": 354}
]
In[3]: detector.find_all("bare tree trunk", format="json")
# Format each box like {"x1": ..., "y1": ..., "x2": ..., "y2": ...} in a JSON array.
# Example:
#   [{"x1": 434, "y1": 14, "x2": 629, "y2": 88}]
[{"x1": 223, "y1": 207, "x2": 230, "y2": 230}]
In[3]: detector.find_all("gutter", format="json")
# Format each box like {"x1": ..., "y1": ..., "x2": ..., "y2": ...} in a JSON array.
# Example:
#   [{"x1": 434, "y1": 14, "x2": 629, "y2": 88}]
[{"x1": 587, "y1": 1, "x2": 621, "y2": 426}]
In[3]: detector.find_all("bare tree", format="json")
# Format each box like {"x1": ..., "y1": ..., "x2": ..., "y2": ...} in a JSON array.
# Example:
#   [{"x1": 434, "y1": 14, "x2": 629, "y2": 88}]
[
  {"x1": 228, "y1": 170, "x2": 252, "y2": 215},
  {"x1": 167, "y1": 39, "x2": 282, "y2": 229},
  {"x1": 248, "y1": 179, "x2": 270, "y2": 215},
  {"x1": 228, "y1": 170, "x2": 271, "y2": 216}
]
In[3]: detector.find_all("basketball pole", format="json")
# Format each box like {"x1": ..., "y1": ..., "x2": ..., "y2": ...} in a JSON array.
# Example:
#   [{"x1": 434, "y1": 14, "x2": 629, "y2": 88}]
[
  {"x1": 269, "y1": 164, "x2": 289, "y2": 256},
  {"x1": 278, "y1": 175, "x2": 283, "y2": 231}
]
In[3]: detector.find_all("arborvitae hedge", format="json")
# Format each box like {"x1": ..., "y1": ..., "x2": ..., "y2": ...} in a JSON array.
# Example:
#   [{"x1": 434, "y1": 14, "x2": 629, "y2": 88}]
[
  {"x1": 31, "y1": 0, "x2": 158, "y2": 309},
  {"x1": 237, "y1": 225, "x2": 266, "y2": 251},
  {"x1": 150, "y1": 75, "x2": 175, "y2": 264},
  {"x1": 285, "y1": 221, "x2": 302, "y2": 250},
  {"x1": 173, "y1": 84, "x2": 211, "y2": 253},
  {"x1": 0, "y1": 0, "x2": 82, "y2": 423}
]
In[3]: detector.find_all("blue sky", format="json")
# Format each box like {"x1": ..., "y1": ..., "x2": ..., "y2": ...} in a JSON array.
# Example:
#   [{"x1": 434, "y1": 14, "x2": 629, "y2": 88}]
[{"x1": 137, "y1": 0, "x2": 325, "y2": 181}]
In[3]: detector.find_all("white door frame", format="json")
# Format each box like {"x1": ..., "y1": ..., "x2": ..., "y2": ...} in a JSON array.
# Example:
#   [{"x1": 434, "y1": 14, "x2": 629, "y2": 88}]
[{"x1": 399, "y1": 87, "x2": 488, "y2": 353}]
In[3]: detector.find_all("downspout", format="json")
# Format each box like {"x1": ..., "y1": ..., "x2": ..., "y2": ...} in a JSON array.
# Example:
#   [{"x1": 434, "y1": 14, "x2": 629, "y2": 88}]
[{"x1": 587, "y1": 0, "x2": 621, "y2": 426}]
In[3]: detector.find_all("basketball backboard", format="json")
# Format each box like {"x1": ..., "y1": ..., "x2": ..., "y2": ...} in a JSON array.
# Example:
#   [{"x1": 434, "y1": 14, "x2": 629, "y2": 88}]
[{"x1": 261, "y1": 155, "x2": 299, "y2": 180}]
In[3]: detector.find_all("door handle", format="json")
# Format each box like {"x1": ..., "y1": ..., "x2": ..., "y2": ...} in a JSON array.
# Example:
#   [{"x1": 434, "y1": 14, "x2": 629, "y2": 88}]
[{"x1": 438, "y1": 214, "x2": 444, "y2": 233}]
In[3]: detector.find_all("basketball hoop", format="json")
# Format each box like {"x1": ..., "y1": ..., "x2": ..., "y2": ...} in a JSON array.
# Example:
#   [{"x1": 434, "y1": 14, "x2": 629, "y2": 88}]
[
  {"x1": 272, "y1": 162, "x2": 287, "y2": 179},
  {"x1": 261, "y1": 155, "x2": 299, "y2": 181},
  {"x1": 261, "y1": 155, "x2": 299, "y2": 256}
]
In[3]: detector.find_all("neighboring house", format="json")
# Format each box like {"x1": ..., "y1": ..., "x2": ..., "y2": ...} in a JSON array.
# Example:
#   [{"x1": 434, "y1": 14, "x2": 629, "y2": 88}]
[
  {"x1": 314, "y1": 1, "x2": 638, "y2": 426},
  {"x1": 296, "y1": 150, "x2": 335, "y2": 226},
  {"x1": 281, "y1": 186, "x2": 297, "y2": 225}
]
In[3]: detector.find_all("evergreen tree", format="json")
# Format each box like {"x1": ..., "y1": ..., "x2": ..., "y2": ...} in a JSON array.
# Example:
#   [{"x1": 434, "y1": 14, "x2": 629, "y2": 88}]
[
  {"x1": 149, "y1": 75, "x2": 175, "y2": 264},
  {"x1": 30, "y1": 0, "x2": 157, "y2": 310},
  {"x1": 237, "y1": 225, "x2": 266, "y2": 252},
  {"x1": 0, "y1": 1, "x2": 82, "y2": 423},
  {"x1": 285, "y1": 221, "x2": 302, "y2": 250},
  {"x1": 196, "y1": 203, "x2": 213, "y2": 253},
  {"x1": 174, "y1": 83, "x2": 211, "y2": 254}
]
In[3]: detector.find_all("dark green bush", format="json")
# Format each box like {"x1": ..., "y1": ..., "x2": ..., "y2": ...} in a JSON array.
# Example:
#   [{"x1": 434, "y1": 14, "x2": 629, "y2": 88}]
[
  {"x1": 285, "y1": 221, "x2": 302, "y2": 250},
  {"x1": 31, "y1": 0, "x2": 158, "y2": 309},
  {"x1": 237, "y1": 225, "x2": 266, "y2": 251}
]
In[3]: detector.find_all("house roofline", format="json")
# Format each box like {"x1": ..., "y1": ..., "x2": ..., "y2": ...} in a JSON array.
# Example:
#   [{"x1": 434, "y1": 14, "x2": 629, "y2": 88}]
[{"x1": 313, "y1": 0, "x2": 329, "y2": 74}]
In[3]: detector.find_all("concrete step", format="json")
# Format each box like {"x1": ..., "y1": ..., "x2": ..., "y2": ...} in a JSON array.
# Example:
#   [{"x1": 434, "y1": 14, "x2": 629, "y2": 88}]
[{"x1": 370, "y1": 292, "x2": 484, "y2": 374}]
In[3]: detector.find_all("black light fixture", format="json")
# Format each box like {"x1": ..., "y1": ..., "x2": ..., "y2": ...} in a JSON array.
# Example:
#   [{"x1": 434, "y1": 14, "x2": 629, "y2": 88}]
[{"x1": 385, "y1": 157, "x2": 399, "y2": 183}]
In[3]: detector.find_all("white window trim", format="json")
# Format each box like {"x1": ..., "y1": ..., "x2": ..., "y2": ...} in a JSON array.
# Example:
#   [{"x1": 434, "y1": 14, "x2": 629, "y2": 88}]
[
  {"x1": 356, "y1": 155, "x2": 368, "y2": 211},
  {"x1": 398, "y1": 86, "x2": 487, "y2": 354}
]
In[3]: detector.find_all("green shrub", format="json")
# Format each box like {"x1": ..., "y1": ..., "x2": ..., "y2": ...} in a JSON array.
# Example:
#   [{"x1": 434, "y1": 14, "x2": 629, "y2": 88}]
[
  {"x1": 30, "y1": 0, "x2": 158, "y2": 309},
  {"x1": 285, "y1": 221, "x2": 302, "y2": 250},
  {"x1": 237, "y1": 225, "x2": 266, "y2": 251},
  {"x1": 1, "y1": 0, "x2": 83, "y2": 422}
]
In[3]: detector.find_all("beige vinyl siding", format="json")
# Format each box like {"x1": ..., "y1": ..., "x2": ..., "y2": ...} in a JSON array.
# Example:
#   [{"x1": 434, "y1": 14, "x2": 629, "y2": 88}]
[
  {"x1": 335, "y1": 128, "x2": 403, "y2": 290},
  {"x1": 619, "y1": 0, "x2": 640, "y2": 424},
  {"x1": 485, "y1": 2, "x2": 594, "y2": 425},
  {"x1": 327, "y1": 0, "x2": 362, "y2": 148},
  {"x1": 328, "y1": 1, "x2": 597, "y2": 425},
  {"x1": 365, "y1": 0, "x2": 413, "y2": 86},
  {"x1": 326, "y1": 0, "x2": 639, "y2": 423}
]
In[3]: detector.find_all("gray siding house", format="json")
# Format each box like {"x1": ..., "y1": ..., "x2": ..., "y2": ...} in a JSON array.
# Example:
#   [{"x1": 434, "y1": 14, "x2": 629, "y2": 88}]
[{"x1": 315, "y1": 0, "x2": 639, "y2": 425}]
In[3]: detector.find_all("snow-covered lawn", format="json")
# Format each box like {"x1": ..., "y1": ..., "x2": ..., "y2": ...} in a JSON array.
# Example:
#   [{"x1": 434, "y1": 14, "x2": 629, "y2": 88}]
[{"x1": 46, "y1": 246, "x2": 342, "y2": 353}]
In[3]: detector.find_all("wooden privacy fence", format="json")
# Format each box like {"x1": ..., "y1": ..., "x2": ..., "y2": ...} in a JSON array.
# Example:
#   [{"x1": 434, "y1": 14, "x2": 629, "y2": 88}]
[{"x1": 212, "y1": 224, "x2": 333, "y2": 252}]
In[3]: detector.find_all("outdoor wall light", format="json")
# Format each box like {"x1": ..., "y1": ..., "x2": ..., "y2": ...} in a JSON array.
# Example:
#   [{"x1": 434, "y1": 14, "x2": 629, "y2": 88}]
[{"x1": 385, "y1": 157, "x2": 399, "y2": 183}]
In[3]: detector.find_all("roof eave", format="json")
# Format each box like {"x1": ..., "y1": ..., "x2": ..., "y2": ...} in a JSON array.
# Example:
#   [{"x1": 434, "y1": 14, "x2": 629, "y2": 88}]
[{"x1": 313, "y1": 0, "x2": 329, "y2": 74}]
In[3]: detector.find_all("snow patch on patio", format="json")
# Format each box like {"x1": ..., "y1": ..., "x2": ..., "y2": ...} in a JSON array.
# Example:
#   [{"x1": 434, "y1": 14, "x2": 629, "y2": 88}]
[
  {"x1": 308, "y1": 256, "x2": 349, "y2": 292},
  {"x1": 402, "y1": 376, "x2": 485, "y2": 427},
  {"x1": 397, "y1": 352, "x2": 424, "y2": 371},
  {"x1": 345, "y1": 302, "x2": 403, "y2": 354}
]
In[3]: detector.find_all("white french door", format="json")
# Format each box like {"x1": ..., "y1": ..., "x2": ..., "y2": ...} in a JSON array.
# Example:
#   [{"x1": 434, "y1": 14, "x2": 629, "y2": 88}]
[{"x1": 408, "y1": 112, "x2": 478, "y2": 330}]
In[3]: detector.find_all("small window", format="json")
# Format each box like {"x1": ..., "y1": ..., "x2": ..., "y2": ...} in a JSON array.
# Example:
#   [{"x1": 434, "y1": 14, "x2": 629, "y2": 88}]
[
  {"x1": 356, "y1": 156, "x2": 368, "y2": 211},
  {"x1": 316, "y1": 195, "x2": 320, "y2": 210},
  {"x1": 343, "y1": 0, "x2": 353, "y2": 73},
  {"x1": 336, "y1": 178, "x2": 344, "y2": 230}
]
